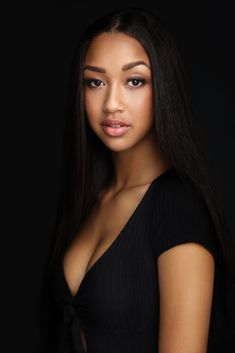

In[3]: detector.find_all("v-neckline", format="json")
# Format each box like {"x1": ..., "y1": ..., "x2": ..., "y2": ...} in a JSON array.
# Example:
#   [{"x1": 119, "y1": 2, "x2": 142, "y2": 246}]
[{"x1": 60, "y1": 167, "x2": 175, "y2": 299}]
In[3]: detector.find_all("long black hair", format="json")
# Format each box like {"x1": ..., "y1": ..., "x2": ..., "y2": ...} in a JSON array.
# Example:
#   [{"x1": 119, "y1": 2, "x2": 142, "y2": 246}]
[{"x1": 48, "y1": 6, "x2": 234, "y2": 317}]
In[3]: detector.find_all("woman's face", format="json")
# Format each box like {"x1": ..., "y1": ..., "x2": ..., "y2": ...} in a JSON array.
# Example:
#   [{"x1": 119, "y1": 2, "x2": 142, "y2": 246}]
[{"x1": 83, "y1": 32, "x2": 153, "y2": 151}]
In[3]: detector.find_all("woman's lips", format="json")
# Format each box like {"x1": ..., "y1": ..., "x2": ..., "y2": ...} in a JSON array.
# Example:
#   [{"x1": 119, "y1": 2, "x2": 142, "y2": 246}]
[{"x1": 101, "y1": 125, "x2": 131, "y2": 137}]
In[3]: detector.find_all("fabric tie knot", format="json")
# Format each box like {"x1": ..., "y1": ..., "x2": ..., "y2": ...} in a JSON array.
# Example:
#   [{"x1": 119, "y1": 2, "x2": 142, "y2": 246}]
[{"x1": 64, "y1": 304, "x2": 77, "y2": 327}]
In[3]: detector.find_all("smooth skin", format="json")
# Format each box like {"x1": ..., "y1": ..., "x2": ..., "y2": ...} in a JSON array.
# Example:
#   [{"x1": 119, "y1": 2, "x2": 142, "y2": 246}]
[{"x1": 82, "y1": 32, "x2": 215, "y2": 353}]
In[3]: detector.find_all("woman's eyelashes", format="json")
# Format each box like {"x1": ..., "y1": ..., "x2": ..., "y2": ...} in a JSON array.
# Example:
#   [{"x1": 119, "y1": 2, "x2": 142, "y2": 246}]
[{"x1": 83, "y1": 77, "x2": 147, "y2": 89}]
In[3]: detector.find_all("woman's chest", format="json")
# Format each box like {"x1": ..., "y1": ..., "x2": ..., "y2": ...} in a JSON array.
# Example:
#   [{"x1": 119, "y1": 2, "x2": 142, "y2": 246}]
[
  {"x1": 62, "y1": 184, "x2": 153, "y2": 298},
  {"x1": 49, "y1": 192, "x2": 160, "y2": 334},
  {"x1": 69, "y1": 226, "x2": 158, "y2": 331}
]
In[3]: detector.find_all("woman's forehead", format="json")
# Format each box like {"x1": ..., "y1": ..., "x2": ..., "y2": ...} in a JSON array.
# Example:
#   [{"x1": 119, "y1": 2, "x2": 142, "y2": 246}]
[{"x1": 84, "y1": 32, "x2": 150, "y2": 68}]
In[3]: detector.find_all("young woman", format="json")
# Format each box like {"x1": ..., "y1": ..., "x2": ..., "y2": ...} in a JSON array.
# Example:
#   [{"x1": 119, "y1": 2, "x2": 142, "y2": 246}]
[{"x1": 46, "y1": 7, "x2": 233, "y2": 353}]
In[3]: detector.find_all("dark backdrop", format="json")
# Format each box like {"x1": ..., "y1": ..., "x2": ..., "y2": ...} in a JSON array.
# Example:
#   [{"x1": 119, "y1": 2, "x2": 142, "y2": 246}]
[{"x1": 10, "y1": 1, "x2": 234, "y2": 353}]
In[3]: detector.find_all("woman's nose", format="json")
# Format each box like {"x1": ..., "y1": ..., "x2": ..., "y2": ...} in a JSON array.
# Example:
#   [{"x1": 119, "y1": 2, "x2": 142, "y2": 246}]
[{"x1": 102, "y1": 84, "x2": 124, "y2": 113}]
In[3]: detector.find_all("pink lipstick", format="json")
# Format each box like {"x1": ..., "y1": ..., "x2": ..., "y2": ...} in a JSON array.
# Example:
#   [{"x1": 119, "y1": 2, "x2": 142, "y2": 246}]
[{"x1": 101, "y1": 118, "x2": 131, "y2": 137}]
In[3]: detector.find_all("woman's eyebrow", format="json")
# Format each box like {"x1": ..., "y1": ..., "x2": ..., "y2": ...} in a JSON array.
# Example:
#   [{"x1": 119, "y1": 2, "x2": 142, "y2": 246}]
[{"x1": 83, "y1": 60, "x2": 150, "y2": 73}]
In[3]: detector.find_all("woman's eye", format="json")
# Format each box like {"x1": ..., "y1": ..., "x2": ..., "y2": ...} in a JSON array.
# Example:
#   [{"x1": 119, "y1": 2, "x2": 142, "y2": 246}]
[
  {"x1": 127, "y1": 78, "x2": 145, "y2": 87},
  {"x1": 84, "y1": 79, "x2": 104, "y2": 88},
  {"x1": 84, "y1": 78, "x2": 146, "y2": 88}
]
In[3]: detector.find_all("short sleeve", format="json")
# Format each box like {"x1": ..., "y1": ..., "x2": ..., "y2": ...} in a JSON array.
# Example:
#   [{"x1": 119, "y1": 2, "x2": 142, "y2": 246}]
[{"x1": 151, "y1": 181, "x2": 220, "y2": 261}]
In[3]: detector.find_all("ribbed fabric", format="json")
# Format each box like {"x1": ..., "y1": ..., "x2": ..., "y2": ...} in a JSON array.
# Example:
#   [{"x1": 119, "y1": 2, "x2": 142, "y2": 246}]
[{"x1": 48, "y1": 166, "x2": 225, "y2": 353}]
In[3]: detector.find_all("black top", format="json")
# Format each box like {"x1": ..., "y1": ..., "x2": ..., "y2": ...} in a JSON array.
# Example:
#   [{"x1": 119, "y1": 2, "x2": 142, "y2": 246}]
[{"x1": 48, "y1": 166, "x2": 226, "y2": 353}]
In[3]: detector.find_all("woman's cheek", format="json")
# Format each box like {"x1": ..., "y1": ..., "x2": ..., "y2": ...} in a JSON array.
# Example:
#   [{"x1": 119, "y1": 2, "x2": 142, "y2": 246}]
[
  {"x1": 133, "y1": 89, "x2": 152, "y2": 113},
  {"x1": 85, "y1": 91, "x2": 103, "y2": 116}
]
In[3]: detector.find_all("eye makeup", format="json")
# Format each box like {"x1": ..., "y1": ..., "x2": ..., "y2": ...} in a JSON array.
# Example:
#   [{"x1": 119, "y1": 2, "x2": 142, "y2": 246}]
[{"x1": 83, "y1": 77, "x2": 147, "y2": 89}]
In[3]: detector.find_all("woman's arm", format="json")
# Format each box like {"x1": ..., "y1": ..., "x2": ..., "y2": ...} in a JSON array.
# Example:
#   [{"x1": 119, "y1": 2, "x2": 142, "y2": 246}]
[{"x1": 157, "y1": 242, "x2": 215, "y2": 353}]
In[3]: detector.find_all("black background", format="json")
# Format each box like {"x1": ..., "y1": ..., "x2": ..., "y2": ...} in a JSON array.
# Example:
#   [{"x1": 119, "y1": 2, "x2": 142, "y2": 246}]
[{"x1": 7, "y1": 1, "x2": 234, "y2": 352}]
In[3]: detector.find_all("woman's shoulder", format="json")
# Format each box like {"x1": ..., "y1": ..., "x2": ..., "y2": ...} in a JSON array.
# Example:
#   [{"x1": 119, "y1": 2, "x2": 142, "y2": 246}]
[
  {"x1": 150, "y1": 166, "x2": 205, "y2": 210},
  {"x1": 148, "y1": 167, "x2": 220, "y2": 261}
]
